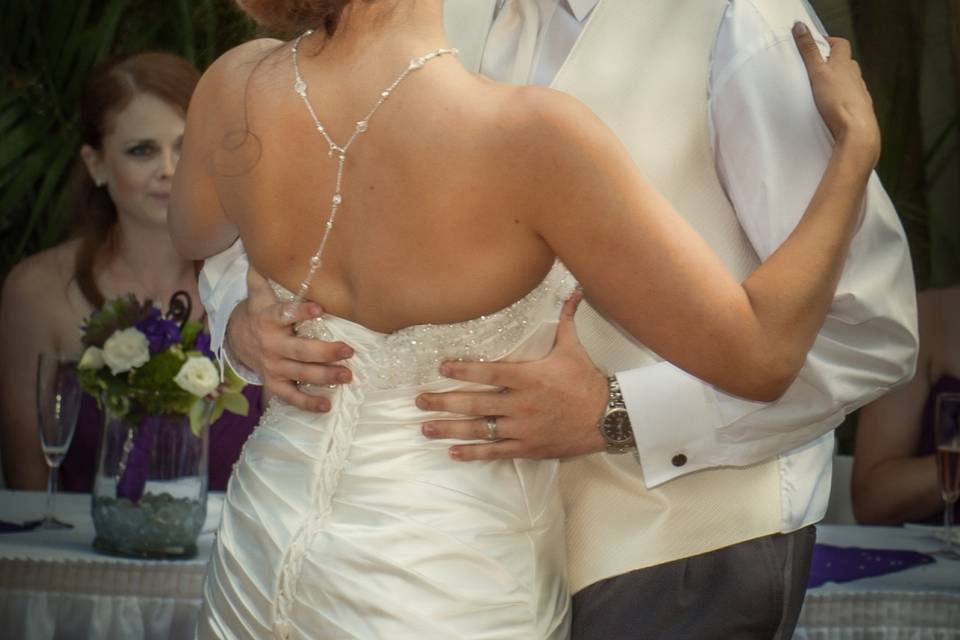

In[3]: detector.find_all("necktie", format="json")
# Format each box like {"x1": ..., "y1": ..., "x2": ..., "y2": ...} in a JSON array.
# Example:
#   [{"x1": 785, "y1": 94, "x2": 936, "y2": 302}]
[{"x1": 480, "y1": 0, "x2": 541, "y2": 84}]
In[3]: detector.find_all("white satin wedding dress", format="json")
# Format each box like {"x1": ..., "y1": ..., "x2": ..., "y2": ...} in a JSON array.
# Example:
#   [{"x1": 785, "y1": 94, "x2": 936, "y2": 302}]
[{"x1": 198, "y1": 261, "x2": 576, "y2": 639}]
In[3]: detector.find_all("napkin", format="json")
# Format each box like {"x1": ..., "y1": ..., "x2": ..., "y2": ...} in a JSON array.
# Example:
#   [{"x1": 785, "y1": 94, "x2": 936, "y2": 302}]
[{"x1": 807, "y1": 544, "x2": 935, "y2": 588}]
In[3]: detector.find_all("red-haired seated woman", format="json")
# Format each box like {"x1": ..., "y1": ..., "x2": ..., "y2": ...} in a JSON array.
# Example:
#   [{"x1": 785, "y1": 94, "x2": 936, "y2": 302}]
[{"x1": 0, "y1": 52, "x2": 261, "y2": 492}]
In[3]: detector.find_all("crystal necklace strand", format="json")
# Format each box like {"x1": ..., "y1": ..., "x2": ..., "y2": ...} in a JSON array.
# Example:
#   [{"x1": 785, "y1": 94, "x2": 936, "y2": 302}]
[{"x1": 282, "y1": 30, "x2": 458, "y2": 322}]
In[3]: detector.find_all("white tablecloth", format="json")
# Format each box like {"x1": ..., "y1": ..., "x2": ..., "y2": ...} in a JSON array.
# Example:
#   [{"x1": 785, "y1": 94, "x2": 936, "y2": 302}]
[
  {"x1": 795, "y1": 524, "x2": 960, "y2": 640},
  {"x1": 2, "y1": 492, "x2": 958, "y2": 639},
  {"x1": 0, "y1": 490, "x2": 222, "y2": 640}
]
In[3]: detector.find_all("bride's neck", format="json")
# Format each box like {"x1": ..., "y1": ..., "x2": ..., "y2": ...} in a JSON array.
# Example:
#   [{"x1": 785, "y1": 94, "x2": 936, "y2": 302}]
[{"x1": 313, "y1": 0, "x2": 448, "y2": 61}]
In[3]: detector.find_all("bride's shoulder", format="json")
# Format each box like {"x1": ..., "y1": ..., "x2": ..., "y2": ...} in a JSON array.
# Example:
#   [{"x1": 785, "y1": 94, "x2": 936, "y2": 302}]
[
  {"x1": 204, "y1": 38, "x2": 287, "y2": 82},
  {"x1": 188, "y1": 38, "x2": 288, "y2": 119},
  {"x1": 488, "y1": 85, "x2": 631, "y2": 188}
]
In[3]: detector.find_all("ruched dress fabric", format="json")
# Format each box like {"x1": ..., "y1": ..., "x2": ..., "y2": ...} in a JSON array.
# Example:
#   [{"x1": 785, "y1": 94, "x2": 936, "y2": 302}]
[{"x1": 198, "y1": 261, "x2": 576, "y2": 639}]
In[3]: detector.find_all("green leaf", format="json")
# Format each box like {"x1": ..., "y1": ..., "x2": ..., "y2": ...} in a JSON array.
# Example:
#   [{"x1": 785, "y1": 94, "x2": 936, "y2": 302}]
[
  {"x1": 223, "y1": 366, "x2": 247, "y2": 393},
  {"x1": 188, "y1": 397, "x2": 210, "y2": 438},
  {"x1": 180, "y1": 321, "x2": 202, "y2": 350},
  {"x1": 220, "y1": 389, "x2": 250, "y2": 417}
]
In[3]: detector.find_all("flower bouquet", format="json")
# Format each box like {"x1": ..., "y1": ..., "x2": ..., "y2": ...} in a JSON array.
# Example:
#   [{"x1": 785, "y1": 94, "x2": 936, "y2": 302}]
[{"x1": 78, "y1": 293, "x2": 248, "y2": 558}]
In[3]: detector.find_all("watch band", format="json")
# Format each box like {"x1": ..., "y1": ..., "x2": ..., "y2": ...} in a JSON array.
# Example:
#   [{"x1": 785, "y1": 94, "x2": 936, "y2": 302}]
[{"x1": 599, "y1": 375, "x2": 636, "y2": 454}]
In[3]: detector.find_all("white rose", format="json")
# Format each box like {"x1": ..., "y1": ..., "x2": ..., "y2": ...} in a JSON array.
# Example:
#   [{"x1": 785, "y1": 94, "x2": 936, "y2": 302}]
[
  {"x1": 102, "y1": 328, "x2": 150, "y2": 375},
  {"x1": 174, "y1": 356, "x2": 220, "y2": 397},
  {"x1": 78, "y1": 346, "x2": 105, "y2": 370}
]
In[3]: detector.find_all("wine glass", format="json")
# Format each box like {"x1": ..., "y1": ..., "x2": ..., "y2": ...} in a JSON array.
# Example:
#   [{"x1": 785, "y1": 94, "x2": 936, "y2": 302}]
[
  {"x1": 934, "y1": 392, "x2": 960, "y2": 559},
  {"x1": 35, "y1": 353, "x2": 82, "y2": 530}
]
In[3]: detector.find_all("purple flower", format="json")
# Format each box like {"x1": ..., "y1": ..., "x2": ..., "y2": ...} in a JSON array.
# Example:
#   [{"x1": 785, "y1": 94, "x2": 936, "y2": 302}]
[
  {"x1": 194, "y1": 331, "x2": 214, "y2": 359},
  {"x1": 135, "y1": 307, "x2": 182, "y2": 354}
]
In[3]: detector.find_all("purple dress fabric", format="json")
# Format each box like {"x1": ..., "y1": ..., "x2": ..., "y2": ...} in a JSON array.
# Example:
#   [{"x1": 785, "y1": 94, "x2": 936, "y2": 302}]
[
  {"x1": 59, "y1": 385, "x2": 262, "y2": 493},
  {"x1": 918, "y1": 374, "x2": 960, "y2": 525}
]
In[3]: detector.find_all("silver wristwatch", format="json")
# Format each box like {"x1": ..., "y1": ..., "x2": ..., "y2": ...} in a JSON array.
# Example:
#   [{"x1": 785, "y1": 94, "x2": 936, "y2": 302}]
[{"x1": 598, "y1": 376, "x2": 636, "y2": 454}]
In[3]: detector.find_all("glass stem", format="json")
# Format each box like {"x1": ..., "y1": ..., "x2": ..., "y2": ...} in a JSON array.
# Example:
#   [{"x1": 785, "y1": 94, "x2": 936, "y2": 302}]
[
  {"x1": 45, "y1": 464, "x2": 59, "y2": 521},
  {"x1": 946, "y1": 500, "x2": 956, "y2": 555}
]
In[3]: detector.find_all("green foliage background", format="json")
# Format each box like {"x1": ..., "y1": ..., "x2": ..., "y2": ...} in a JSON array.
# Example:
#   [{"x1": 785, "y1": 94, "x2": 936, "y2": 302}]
[
  {"x1": 0, "y1": 0, "x2": 256, "y2": 280},
  {"x1": 2, "y1": 1, "x2": 957, "y2": 290}
]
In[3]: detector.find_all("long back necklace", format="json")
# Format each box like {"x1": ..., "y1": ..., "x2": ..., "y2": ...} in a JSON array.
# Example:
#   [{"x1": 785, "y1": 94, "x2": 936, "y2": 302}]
[{"x1": 281, "y1": 30, "x2": 458, "y2": 322}]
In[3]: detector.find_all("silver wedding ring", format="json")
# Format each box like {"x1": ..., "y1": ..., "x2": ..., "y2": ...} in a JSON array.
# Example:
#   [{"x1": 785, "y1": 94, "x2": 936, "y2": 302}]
[{"x1": 485, "y1": 416, "x2": 499, "y2": 441}]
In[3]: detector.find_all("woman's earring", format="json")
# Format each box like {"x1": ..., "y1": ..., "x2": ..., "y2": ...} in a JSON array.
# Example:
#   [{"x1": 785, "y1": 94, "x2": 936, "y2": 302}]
[{"x1": 95, "y1": 178, "x2": 106, "y2": 188}]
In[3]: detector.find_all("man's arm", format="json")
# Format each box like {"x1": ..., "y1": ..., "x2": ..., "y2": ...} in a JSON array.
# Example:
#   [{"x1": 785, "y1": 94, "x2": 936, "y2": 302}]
[
  {"x1": 419, "y1": 2, "x2": 917, "y2": 478},
  {"x1": 622, "y1": 0, "x2": 918, "y2": 486},
  {"x1": 199, "y1": 240, "x2": 355, "y2": 413}
]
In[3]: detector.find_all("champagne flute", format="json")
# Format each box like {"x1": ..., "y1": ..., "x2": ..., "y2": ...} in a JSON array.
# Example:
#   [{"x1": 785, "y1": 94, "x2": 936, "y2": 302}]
[
  {"x1": 35, "y1": 353, "x2": 82, "y2": 530},
  {"x1": 934, "y1": 392, "x2": 960, "y2": 559}
]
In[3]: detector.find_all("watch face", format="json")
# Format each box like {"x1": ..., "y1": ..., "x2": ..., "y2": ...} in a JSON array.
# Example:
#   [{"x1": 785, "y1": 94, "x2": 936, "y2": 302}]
[{"x1": 603, "y1": 409, "x2": 633, "y2": 444}]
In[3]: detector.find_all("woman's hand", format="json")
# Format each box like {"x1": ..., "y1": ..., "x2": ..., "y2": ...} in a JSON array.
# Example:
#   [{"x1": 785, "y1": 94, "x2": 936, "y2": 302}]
[{"x1": 793, "y1": 23, "x2": 880, "y2": 166}]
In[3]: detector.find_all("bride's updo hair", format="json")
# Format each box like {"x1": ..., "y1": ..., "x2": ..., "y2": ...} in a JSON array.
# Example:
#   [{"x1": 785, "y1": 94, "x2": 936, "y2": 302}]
[{"x1": 236, "y1": 0, "x2": 366, "y2": 37}]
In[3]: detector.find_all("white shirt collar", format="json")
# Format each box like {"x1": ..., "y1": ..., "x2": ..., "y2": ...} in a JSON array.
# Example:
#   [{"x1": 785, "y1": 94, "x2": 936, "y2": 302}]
[{"x1": 495, "y1": 0, "x2": 598, "y2": 23}]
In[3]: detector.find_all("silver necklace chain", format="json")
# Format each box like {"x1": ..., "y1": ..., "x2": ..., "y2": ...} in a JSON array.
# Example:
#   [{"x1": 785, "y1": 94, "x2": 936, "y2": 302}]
[{"x1": 282, "y1": 30, "x2": 458, "y2": 321}]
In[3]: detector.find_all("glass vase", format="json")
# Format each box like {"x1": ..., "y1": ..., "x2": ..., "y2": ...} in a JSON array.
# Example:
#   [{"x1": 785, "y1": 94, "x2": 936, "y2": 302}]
[{"x1": 91, "y1": 391, "x2": 211, "y2": 559}]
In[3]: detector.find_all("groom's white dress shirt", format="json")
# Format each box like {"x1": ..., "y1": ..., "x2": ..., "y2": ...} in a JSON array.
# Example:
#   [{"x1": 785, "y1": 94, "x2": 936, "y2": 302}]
[{"x1": 200, "y1": 0, "x2": 917, "y2": 534}]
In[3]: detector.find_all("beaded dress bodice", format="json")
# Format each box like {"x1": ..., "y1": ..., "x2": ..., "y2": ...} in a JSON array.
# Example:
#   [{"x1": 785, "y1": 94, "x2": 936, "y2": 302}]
[{"x1": 269, "y1": 259, "x2": 576, "y2": 390}]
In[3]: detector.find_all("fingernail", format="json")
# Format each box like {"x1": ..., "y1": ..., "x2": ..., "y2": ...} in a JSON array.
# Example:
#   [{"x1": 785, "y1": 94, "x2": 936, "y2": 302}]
[
  {"x1": 439, "y1": 363, "x2": 451, "y2": 376},
  {"x1": 337, "y1": 371, "x2": 350, "y2": 383},
  {"x1": 793, "y1": 21, "x2": 807, "y2": 35},
  {"x1": 338, "y1": 347, "x2": 353, "y2": 359},
  {"x1": 422, "y1": 424, "x2": 436, "y2": 437},
  {"x1": 416, "y1": 396, "x2": 429, "y2": 410},
  {"x1": 449, "y1": 447, "x2": 461, "y2": 460},
  {"x1": 318, "y1": 400, "x2": 330, "y2": 412}
]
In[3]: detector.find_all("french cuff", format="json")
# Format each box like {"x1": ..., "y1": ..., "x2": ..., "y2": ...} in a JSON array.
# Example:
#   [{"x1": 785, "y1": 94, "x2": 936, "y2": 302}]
[{"x1": 620, "y1": 363, "x2": 726, "y2": 488}]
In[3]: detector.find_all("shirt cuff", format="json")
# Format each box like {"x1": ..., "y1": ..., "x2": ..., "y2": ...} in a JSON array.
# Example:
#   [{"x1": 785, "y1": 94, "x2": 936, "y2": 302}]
[
  {"x1": 211, "y1": 287, "x2": 263, "y2": 386},
  {"x1": 222, "y1": 336, "x2": 264, "y2": 386},
  {"x1": 619, "y1": 362, "x2": 727, "y2": 488}
]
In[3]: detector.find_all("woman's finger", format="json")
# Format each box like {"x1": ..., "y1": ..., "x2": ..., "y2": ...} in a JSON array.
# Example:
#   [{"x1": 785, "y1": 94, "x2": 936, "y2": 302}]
[
  {"x1": 826, "y1": 36, "x2": 852, "y2": 60},
  {"x1": 793, "y1": 22, "x2": 825, "y2": 70}
]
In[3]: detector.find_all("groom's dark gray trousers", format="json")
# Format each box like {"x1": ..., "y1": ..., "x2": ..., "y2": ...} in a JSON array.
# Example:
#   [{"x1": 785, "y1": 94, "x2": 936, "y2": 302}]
[{"x1": 571, "y1": 525, "x2": 816, "y2": 639}]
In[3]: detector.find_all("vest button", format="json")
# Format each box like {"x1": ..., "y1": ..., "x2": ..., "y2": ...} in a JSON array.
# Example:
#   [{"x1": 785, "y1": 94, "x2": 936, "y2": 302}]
[{"x1": 671, "y1": 453, "x2": 688, "y2": 467}]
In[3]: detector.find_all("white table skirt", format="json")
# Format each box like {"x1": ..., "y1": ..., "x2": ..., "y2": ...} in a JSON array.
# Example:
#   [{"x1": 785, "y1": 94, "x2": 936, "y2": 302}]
[
  {"x1": 2, "y1": 492, "x2": 958, "y2": 639},
  {"x1": 794, "y1": 524, "x2": 960, "y2": 640},
  {"x1": 0, "y1": 490, "x2": 221, "y2": 640}
]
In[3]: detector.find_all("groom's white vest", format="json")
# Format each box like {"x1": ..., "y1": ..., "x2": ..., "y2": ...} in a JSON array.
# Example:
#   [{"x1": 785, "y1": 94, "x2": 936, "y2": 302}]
[{"x1": 447, "y1": 0, "x2": 784, "y2": 593}]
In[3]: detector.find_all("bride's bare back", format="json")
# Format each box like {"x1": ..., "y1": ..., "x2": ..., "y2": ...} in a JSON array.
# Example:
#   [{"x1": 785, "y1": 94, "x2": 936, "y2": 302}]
[
  {"x1": 172, "y1": 10, "x2": 878, "y2": 402},
  {"x1": 177, "y1": 36, "x2": 556, "y2": 334}
]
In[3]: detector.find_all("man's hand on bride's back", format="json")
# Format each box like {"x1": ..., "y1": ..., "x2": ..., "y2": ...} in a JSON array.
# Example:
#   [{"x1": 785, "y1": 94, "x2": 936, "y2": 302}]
[
  {"x1": 226, "y1": 268, "x2": 354, "y2": 413},
  {"x1": 416, "y1": 292, "x2": 610, "y2": 461}
]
